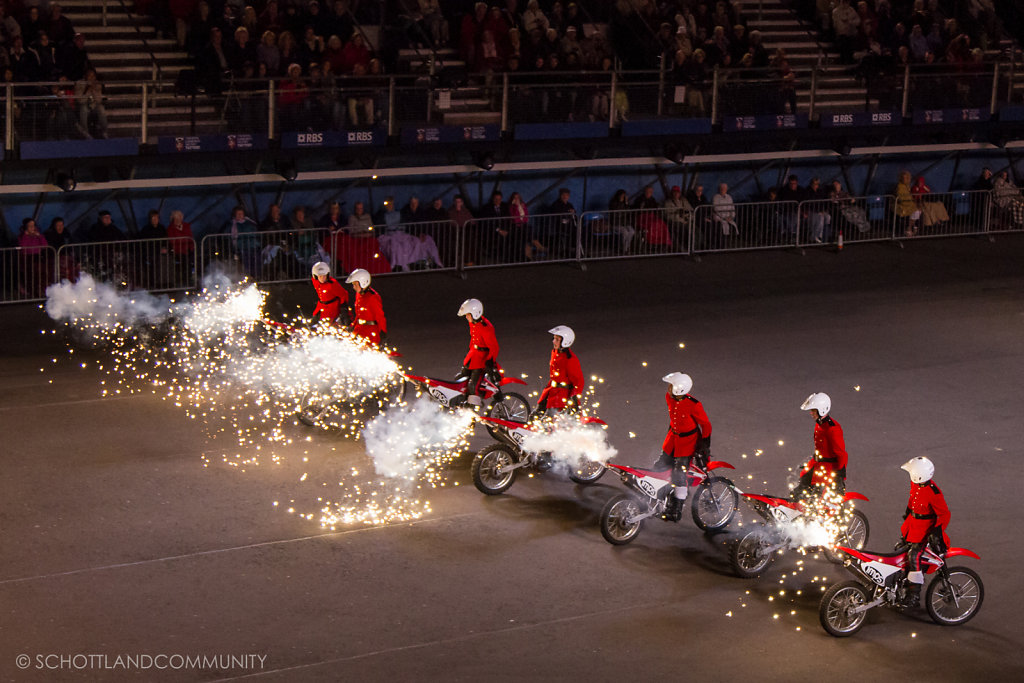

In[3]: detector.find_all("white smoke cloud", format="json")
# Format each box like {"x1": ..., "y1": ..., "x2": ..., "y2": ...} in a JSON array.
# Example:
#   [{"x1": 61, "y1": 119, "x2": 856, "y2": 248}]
[
  {"x1": 362, "y1": 398, "x2": 475, "y2": 480},
  {"x1": 45, "y1": 273, "x2": 171, "y2": 330},
  {"x1": 177, "y1": 283, "x2": 265, "y2": 335},
  {"x1": 519, "y1": 415, "x2": 617, "y2": 468}
]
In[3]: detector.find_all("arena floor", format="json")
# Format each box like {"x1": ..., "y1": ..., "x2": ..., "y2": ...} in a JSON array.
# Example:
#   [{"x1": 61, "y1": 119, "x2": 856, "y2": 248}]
[{"x1": 2, "y1": 236, "x2": 1023, "y2": 681}]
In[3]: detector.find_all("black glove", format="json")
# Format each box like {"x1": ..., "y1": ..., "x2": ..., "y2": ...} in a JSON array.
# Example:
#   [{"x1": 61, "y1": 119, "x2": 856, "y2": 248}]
[
  {"x1": 378, "y1": 331, "x2": 387, "y2": 348},
  {"x1": 456, "y1": 365, "x2": 470, "y2": 380},
  {"x1": 566, "y1": 395, "x2": 580, "y2": 411},
  {"x1": 696, "y1": 436, "x2": 711, "y2": 458}
]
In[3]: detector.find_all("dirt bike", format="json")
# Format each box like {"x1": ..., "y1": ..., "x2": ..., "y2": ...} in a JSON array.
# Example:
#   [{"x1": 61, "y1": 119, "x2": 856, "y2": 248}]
[
  {"x1": 729, "y1": 490, "x2": 870, "y2": 578},
  {"x1": 470, "y1": 414, "x2": 608, "y2": 494},
  {"x1": 599, "y1": 459, "x2": 741, "y2": 544},
  {"x1": 819, "y1": 543, "x2": 983, "y2": 637},
  {"x1": 403, "y1": 367, "x2": 530, "y2": 432}
]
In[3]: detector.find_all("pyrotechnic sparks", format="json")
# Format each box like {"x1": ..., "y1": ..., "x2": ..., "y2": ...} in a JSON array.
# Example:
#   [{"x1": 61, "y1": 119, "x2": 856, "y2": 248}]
[{"x1": 518, "y1": 413, "x2": 617, "y2": 474}]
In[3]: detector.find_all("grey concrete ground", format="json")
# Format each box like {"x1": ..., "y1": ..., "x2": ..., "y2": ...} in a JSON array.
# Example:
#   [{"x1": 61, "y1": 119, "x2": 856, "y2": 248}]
[{"x1": 2, "y1": 237, "x2": 1023, "y2": 682}]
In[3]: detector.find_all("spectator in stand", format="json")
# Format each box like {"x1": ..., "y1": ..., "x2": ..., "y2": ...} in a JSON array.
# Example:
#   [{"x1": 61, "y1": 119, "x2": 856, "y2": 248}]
[
  {"x1": 607, "y1": 188, "x2": 635, "y2": 254},
  {"x1": 418, "y1": 0, "x2": 449, "y2": 47},
  {"x1": 90, "y1": 210, "x2": 125, "y2": 242},
  {"x1": 196, "y1": 26, "x2": 230, "y2": 93},
  {"x1": 777, "y1": 58, "x2": 797, "y2": 114},
  {"x1": 805, "y1": 177, "x2": 832, "y2": 243},
  {"x1": 832, "y1": 0, "x2": 860, "y2": 63},
  {"x1": 262, "y1": 203, "x2": 288, "y2": 234},
  {"x1": 166, "y1": 210, "x2": 196, "y2": 285},
  {"x1": 711, "y1": 182, "x2": 738, "y2": 241},
  {"x1": 777, "y1": 174, "x2": 804, "y2": 239},
  {"x1": 421, "y1": 196, "x2": 455, "y2": 266},
  {"x1": 186, "y1": 2, "x2": 215, "y2": 56},
  {"x1": 478, "y1": 191, "x2": 509, "y2": 262},
  {"x1": 347, "y1": 201, "x2": 374, "y2": 234},
  {"x1": 10, "y1": 35, "x2": 40, "y2": 81},
  {"x1": 547, "y1": 187, "x2": 576, "y2": 257},
  {"x1": 139, "y1": 209, "x2": 174, "y2": 289},
  {"x1": 33, "y1": 31, "x2": 58, "y2": 79},
  {"x1": 664, "y1": 185, "x2": 693, "y2": 247},
  {"x1": 548, "y1": 1, "x2": 566, "y2": 34},
  {"x1": 340, "y1": 30, "x2": 370, "y2": 72},
  {"x1": 971, "y1": 167, "x2": 994, "y2": 192},
  {"x1": 74, "y1": 69, "x2": 107, "y2": 139},
  {"x1": 503, "y1": 0, "x2": 524, "y2": 33},
  {"x1": 565, "y1": 2, "x2": 584, "y2": 36},
  {"x1": 346, "y1": 61, "x2": 376, "y2": 127},
  {"x1": 634, "y1": 185, "x2": 672, "y2": 248},
  {"x1": 522, "y1": 0, "x2": 548, "y2": 35},
  {"x1": 448, "y1": 195, "x2": 478, "y2": 266},
  {"x1": 507, "y1": 191, "x2": 542, "y2": 260},
  {"x1": 168, "y1": 0, "x2": 197, "y2": 49},
  {"x1": 229, "y1": 26, "x2": 258, "y2": 75},
  {"x1": 298, "y1": 25, "x2": 325, "y2": 65},
  {"x1": 908, "y1": 24, "x2": 929, "y2": 60},
  {"x1": 258, "y1": 30, "x2": 281, "y2": 75},
  {"x1": 911, "y1": 175, "x2": 949, "y2": 230},
  {"x1": 319, "y1": 200, "x2": 346, "y2": 233},
  {"x1": 19, "y1": 6, "x2": 43, "y2": 45},
  {"x1": 0, "y1": 5, "x2": 21, "y2": 49},
  {"x1": 895, "y1": 170, "x2": 921, "y2": 236},
  {"x1": 830, "y1": 179, "x2": 870, "y2": 234},
  {"x1": 400, "y1": 196, "x2": 426, "y2": 224},
  {"x1": 18, "y1": 218, "x2": 49, "y2": 297},
  {"x1": 240, "y1": 5, "x2": 259, "y2": 38},
  {"x1": 992, "y1": 170, "x2": 1024, "y2": 227},
  {"x1": 46, "y1": 4, "x2": 75, "y2": 47},
  {"x1": 45, "y1": 217, "x2": 72, "y2": 249},
  {"x1": 222, "y1": 205, "x2": 261, "y2": 276},
  {"x1": 323, "y1": 33, "x2": 344, "y2": 73},
  {"x1": 57, "y1": 32, "x2": 91, "y2": 80},
  {"x1": 288, "y1": 205, "x2": 320, "y2": 271},
  {"x1": 278, "y1": 62, "x2": 308, "y2": 130},
  {"x1": 378, "y1": 197, "x2": 443, "y2": 270}
]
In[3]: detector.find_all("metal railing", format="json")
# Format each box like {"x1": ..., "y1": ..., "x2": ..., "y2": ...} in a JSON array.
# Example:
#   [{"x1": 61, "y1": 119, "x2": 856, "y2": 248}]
[
  {"x1": 4, "y1": 192, "x2": 1023, "y2": 305},
  {"x1": 3, "y1": 56, "x2": 1022, "y2": 149}
]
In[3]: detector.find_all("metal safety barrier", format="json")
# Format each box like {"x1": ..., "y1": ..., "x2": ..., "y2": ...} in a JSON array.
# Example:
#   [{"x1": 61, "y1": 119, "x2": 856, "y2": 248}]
[
  {"x1": 200, "y1": 227, "x2": 331, "y2": 285},
  {"x1": 467, "y1": 213, "x2": 580, "y2": 269},
  {"x1": 0, "y1": 245, "x2": 57, "y2": 303},
  {"x1": 57, "y1": 238, "x2": 198, "y2": 293},
  {"x1": 580, "y1": 208, "x2": 688, "y2": 260},
  {"x1": 692, "y1": 201, "x2": 800, "y2": 253},
  {"x1": 888, "y1": 189, "x2": 992, "y2": 241}
]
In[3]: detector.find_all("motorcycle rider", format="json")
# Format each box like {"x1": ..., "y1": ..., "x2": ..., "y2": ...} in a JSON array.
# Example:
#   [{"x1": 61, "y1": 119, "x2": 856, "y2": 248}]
[
  {"x1": 792, "y1": 392, "x2": 848, "y2": 500},
  {"x1": 457, "y1": 298, "x2": 499, "y2": 407},
  {"x1": 534, "y1": 325, "x2": 584, "y2": 415},
  {"x1": 652, "y1": 372, "x2": 712, "y2": 521},
  {"x1": 898, "y1": 456, "x2": 951, "y2": 608},
  {"x1": 346, "y1": 268, "x2": 387, "y2": 348},
  {"x1": 310, "y1": 262, "x2": 350, "y2": 326}
]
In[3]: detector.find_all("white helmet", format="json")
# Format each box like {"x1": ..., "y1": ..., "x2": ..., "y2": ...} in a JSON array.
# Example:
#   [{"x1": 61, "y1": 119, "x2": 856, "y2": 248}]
[
  {"x1": 345, "y1": 268, "x2": 371, "y2": 288},
  {"x1": 548, "y1": 325, "x2": 575, "y2": 348},
  {"x1": 311, "y1": 261, "x2": 331, "y2": 277},
  {"x1": 458, "y1": 298, "x2": 483, "y2": 319},
  {"x1": 800, "y1": 392, "x2": 831, "y2": 417},
  {"x1": 902, "y1": 456, "x2": 935, "y2": 484},
  {"x1": 662, "y1": 372, "x2": 693, "y2": 397}
]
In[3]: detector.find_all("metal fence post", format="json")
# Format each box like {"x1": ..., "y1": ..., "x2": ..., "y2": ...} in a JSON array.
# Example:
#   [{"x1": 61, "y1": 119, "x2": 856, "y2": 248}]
[
  {"x1": 387, "y1": 76, "x2": 396, "y2": 137},
  {"x1": 901, "y1": 63, "x2": 910, "y2": 118},
  {"x1": 711, "y1": 66, "x2": 720, "y2": 125},
  {"x1": 574, "y1": 212, "x2": 583, "y2": 266},
  {"x1": 267, "y1": 79, "x2": 276, "y2": 140},
  {"x1": 500, "y1": 72, "x2": 509, "y2": 134},
  {"x1": 990, "y1": 62, "x2": 999, "y2": 115},
  {"x1": 141, "y1": 83, "x2": 149, "y2": 145},
  {"x1": 657, "y1": 52, "x2": 666, "y2": 117},
  {"x1": 608, "y1": 72, "x2": 617, "y2": 129},
  {"x1": 4, "y1": 83, "x2": 12, "y2": 152},
  {"x1": 809, "y1": 67, "x2": 818, "y2": 121}
]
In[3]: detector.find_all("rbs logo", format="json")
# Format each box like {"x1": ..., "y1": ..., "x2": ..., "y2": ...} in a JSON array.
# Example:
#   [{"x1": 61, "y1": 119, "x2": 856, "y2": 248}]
[
  {"x1": 833, "y1": 114, "x2": 854, "y2": 124},
  {"x1": 297, "y1": 133, "x2": 323, "y2": 144},
  {"x1": 871, "y1": 112, "x2": 892, "y2": 123},
  {"x1": 347, "y1": 131, "x2": 374, "y2": 143}
]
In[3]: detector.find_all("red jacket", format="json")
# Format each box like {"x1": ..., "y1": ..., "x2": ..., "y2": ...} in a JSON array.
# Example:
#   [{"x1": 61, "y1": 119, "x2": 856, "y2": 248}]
[
  {"x1": 311, "y1": 276, "x2": 349, "y2": 323},
  {"x1": 901, "y1": 480, "x2": 951, "y2": 545},
  {"x1": 352, "y1": 287, "x2": 386, "y2": 345},
  {"x1": 660, "y1": 392, "x2": 711, "y2": 458},
  {"x1": 802, "y1": 416, "x2": 848, "y2": 487},
  {"x1": 464, "y1": 316, "x2": 498, "y2": 369},
  {"x1": 538, "y1": 348, "x2": 584, "y2": 410}
]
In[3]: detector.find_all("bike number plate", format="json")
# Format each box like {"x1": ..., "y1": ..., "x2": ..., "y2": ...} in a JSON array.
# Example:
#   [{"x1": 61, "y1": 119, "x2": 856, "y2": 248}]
[
  {"x1": 428, "y1": 386, "x2": 449, "y2": 406},
  {"x1": 637, "y1": 478, "x2": 658, "y2": 498}
]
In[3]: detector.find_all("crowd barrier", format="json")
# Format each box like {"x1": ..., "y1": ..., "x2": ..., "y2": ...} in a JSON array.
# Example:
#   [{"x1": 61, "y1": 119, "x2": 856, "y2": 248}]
[{"x1": 2, "y1": 192, "x2": 1022, "y2": 304}]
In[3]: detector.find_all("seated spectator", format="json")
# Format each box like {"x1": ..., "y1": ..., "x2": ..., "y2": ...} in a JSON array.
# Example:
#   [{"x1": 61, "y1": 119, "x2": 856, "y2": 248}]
[
  {"x1": 895, "y1": 170, "x2": 921, "y2": 236},
  {"x1": 222, "y1": 205, "x2": 262, "y2": 278},
  {"x1": 139, "y1": 209, "x2": 174, "y2": 288},
  {"x1": 448, "y1": 195, "x2": 478, "y2": 266},
  {"x1": 633, "y1": 186, "x2": 672, "y2": 248},
  {"x1": 347, "y1": 201, "x2": 373, "y2": 234},
  {"x1": 830, "y1": 180, "x2": 870, "y2": 234},
  {"x1": 507, "y1": 191, "x2": 544, "y2": 260},
  {"x1": 289, "y1": 205, "x2": 321, "y2": 270},
  {"x1": 422, "y1": 196, "x2": 456, "y2": 265},
  {"x1": 711, "y1": 182, "x2": 738, "y2": 239},
  {"x1": 73, "y1": 68, "x2": 108, "y2": 139},
  {"x1": 57, "y1": 32, "x2": 91, "y2": 80},
  {"x1": 166, "y1": 210, "x2": 196, "y2": 285},
  {"x1": 45, "y1": 216, "x2": 72, "y2": 248},
  {"x1": 19, "y1": 6, "x2": 43, "y2": 46},
  {"x1": 298, "y1": 26, "x2": 325, "y2": 65},
  {"x1": 90, "y1": 210, "x2": 125, "y2": 242},
  {"x1": 378, "y1": 197, "x2": 443, "y2": 270},
  {"x1": 832, "y1": 0, "x2": 861, "y2": 63},
  {"x1": 606, "y1": 188, "x2": 636, "y2": 254},
  {"x1": 257, "y1": 30, "x2": 281, "y2": 75},
  {"x1": 278, "y1": 63, "x2": 309, "y2": 131},
  {"x1": 0, "y1": 5, "x2": 21, "y2": 49},
  {"x1": 991, "y1": 171, "x2": 1024, "y2": 226},
  {"x1": 34, "y1": 31, "x2": 58, "y2": 79},
  {"x1": 346, "y1": 61, "x2": 376, "y2": 127},
  {"x1": 18, "y1": 217, "x2": 49, "y2": 297},
  {"x1": 522, "y1": 0, "x2": 547, "y2": 35},
  {"x1": 261, "y1": 203, "x2": 288, "y2": 233},
  {"x1": 911, "y1": 175, "x2": 948, "y2": 230},
  {"x1": 278, "y1": 30, "x2": 301, "y2": 71},
  {"x1": 196, "y1": 26, "x2": 230, "y2": 93},
  {"x1": 45, "y1": 216, "x2": 78, "y2": 281},
  {"x1": 323, "y1": 200, "x2": 390, "y2": 274},
  {"x1": 319, "y1": 201, "x2": 346, "y2": 232},
  {"x1": 805, "y1": 177, "x2": 832, "y2": 242},
  {"x1": 418, "y1": 0, "x2": 449, "y2": 46},
  {"x1": 546, "y1": 187, "x2": 576, "y2": 257},
  {"x1": 340, "y1": 30, "x2": 370, "y2": 72},
  {"x1": 663, "y1": 185, "x2": 693, "y2": 246},
  {"x1": 323, "y1": 33, "x2": 344, "y2": 73},
  {"x1": 477, "y1": 191, "x2": 508, "y2": 261}
]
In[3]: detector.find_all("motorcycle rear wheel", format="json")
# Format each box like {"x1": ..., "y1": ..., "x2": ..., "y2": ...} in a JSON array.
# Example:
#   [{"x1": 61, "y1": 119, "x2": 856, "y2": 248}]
[
  {"x1": 691, "y1": 476, "x2": 739, "y2": 531},
  {"x1": 471, "y1": 443, "x2": 518, "y2": 495},
  {"x1": 730, "y1": 527, "x2": 776, "y2": 578},
  {"x1": 820, "y1": 580, "x2": 870, "y2": 637},
  {"x1": 600, "y1": 494, "x2": 645, "y2": 545},
  {"x1": 825, "y1": 509, "x2": 871, "y2": 562},
  {"x1": 568, "y1": 457, "x2": 606, "y2": 485},
  {"x1": 297, "y1": 390, "x2": 327, "y2": 427},
  {"x1": 926, "y1": 566, "x2": 984, "y2": 626}
]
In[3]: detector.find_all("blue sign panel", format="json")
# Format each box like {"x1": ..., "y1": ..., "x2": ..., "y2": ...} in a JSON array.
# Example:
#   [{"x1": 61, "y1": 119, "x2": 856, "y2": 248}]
[
  {"x1": 621, "y1": 118, "x2": 712, "y2": 137},
  {"x1": 156, "y1": 133, "x2": 269, "y2": 154},
  {"x1": 912, "y1": 108, "x2": 990, "y2": 125},
  {"x1": 400, "y1": 124, "x2": 500, "y2": 144},
  {"x1": 514, "y1": 121, "x2": 609, "y2": 140},
  {"x1": 280, "y1": 130, "x2": 385, "y2": 148},
  {"x1": 999, "y1": 105, "x2": 1024, "y2": 122},
  {"x1": 820, "y1": 111, "x2": 899, "y2": 128},
  {"x1": 722, "y1": 113, "x2": 809, "y2": 131},
  {"x1": 21, "y1": 137, "x2": 138, "y2": 160}
]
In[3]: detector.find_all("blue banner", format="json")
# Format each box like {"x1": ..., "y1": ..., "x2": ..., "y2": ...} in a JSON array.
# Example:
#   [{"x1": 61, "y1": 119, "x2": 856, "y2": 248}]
[
  {"x1": 819, "y1": 111, "x2": 899, "y2": 128},
  {"x1": 722, "y1": 113, "x2": 809, "y2": 132},
  {"x1": 21, "y1": 137, "x2": 138, "y2": 160},
  {"x1": 999, "y1": 105, "x2": 1024, "y2": 122},
  {"x1": 280, "y1": 130, "x2": 385, "y2": 148},
  {"x1": 514, "y1": 121, "x2": 609, "y2": 140},
  {"x1": 400, "y1": 124, "x2": 500, "y2": 144},
  {"x1": 157, "y1": 133, "x2": 268, "y2": 154},
  {"x1": 912, "y1": 108, "x2": 990, "y2": 125},
  {"x1": 621, "y1": 118, "x2": 712, "y2": 136}
]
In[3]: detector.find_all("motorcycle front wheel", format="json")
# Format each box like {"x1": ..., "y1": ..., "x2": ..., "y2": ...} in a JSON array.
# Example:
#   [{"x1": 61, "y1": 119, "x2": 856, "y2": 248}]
[
  {"x1": 730, "y1": 527, "x2": 777, "y2": 578},
  {"x1": 600, "y1": 494, "x2": 646, "y2": 545},
  {"x1": 297, "y1": 390, "x2": 328, "y2": 427},
  {"x1": 568, "y1": 457, "x2": 606, "y2": 485},
  {"x1": 486, "y1": 391, "x2": 531, "y2": 438},
  {"x1": 825, "y1": 509, "x2": 871, "y2": 563},
  {"x1": 691, "y1": 476, "x2": 739, "y2": 531},
  {"x1": 820, "y1": 580, "x2": 870, "y2": 637},
  {"x1": 926, "y1": 566, "x2": 984, "y2": 626},
  {"x1": 471, "y1": 443, "x2": 519, "y2": 495}
]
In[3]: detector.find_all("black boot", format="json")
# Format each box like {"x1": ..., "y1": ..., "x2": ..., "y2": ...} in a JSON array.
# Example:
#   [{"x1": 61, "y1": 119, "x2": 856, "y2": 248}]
[
  {"x1": 663, "y1": 495, "x2": 683, "y2": 522},
  {"x1": 901, "y1": 583, "x2": 922, "y2": 609}
]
